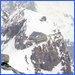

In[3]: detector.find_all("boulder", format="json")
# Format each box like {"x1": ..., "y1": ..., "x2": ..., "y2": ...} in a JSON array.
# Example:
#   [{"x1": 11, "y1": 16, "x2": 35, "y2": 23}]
[
  {"x1": 29, "y1": 31, "x2": 47, "y2": 44},
  {"x1": 1, "y1": 54, "x2": 9, "y2": 63},
  {"x1": 40, "y1": 16, "x2": 47, "y2": 22}
]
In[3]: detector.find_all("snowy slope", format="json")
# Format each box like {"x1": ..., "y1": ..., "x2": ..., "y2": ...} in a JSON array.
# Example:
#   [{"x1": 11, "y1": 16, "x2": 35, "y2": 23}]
[
  {"x1": 1, "y1": 1, "x2": 74, "y2": 74},
  {"x1": 1, "y1": 9, "x2": 60, "y2": 73},
  {"x1": 1, "y1": 37, "x2": 35, "y2": 74},
  {"x1": 1, "y1": 35, "x2": 62, "y2": 74},
  {"x1": 24, "y1": 9, "x2": 56, "y2": 37},
  {"x1": 35, "y1": 1, "x2": 74, "y2": 42}
]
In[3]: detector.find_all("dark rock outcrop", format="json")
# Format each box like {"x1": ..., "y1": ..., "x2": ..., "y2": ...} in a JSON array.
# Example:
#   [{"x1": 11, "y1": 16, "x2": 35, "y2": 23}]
[
  {"x1": 61, "y1": 51, "x2": 73, "y2": 74},
  {"x1": 1, "y1": 54, "x2": 9, "y2": 63},
  {"x1": 29, "y1": 31, "x2": 47, "y2": 44},
  {"x1": 2, "y1": 19, "x2": 27, "y2": 44},
  {"x1": 31, "y1": 40, "x2": 60, "y2": 71},
  {"x1": 30, "y1": 30, "x2": 73, "y2": 74},
  {"x1": 2, "y1": 19, "x2": 26, "y2": 37},
  {"x1": 40, "y1": 16, "x2": 47, "y2": 22},
  {"x1": 15, "y1": 31, "x2": 27, "y2": 50}
]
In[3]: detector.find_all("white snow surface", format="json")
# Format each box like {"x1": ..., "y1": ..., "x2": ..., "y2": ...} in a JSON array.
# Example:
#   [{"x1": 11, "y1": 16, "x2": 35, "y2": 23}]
[
  {"x1": 2, "y1": 38, "x2": 35, "y2": 74},
  {"x1": 35, "y1": 1, "x2": 74, "y2": 42},
  {"x1": 1, "y1": 69, "x2": 15, "y2": 74},
  {"x1": 24, "y1": 9, "x2": 56, "y2": 37}
]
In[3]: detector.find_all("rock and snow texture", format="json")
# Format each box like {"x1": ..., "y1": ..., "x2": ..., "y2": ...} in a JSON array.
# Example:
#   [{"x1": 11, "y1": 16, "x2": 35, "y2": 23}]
[
  {"x1": 1, "y1": 1, "x2": 74, "y2": 74},
  {"x1": 35, "y1": 1, "x2": 74, "y2": 42}
]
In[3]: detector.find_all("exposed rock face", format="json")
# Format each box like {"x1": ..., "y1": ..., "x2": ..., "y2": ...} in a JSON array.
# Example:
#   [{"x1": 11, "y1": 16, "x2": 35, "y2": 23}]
[
  {"x1": 61, "y1": 51, "x2": 73, "y2": 74},
  {"x1": 1, "y1": 19, "x2": 73, "y2": 74},
  {"x1": 40, "y1": 16, "x2": 47, "y2": 22},
  {"x1": 2, "y1": 19, "x2": 26, "y2": 44},
  {"x1": 30, "y1": 39, "x2": 60, "y2": 72},
  {"x1": 15, "y1": 31, "x2": 47, "y2": 50},
  {"x1": 1, "y1": 6, "x2": 73, "y2": 74},
  {"x1": 15, "y1": 31, "x2": 27, "y2": 50},
  {"x1": 14, "y1": 19, "x2": 27, "y2": 50},
  {"x1": 1, "y1": 54, "x2": 9, "y2": 63},
  {"x1": 29, "y1": 31, "x2": 47, "y2": 44},
  {"x1": 30, "y1": 30, "x2": 73, "y2": 74},
  {"x1": 2, "y1": 19, "x2": 26, "y2": 37}
]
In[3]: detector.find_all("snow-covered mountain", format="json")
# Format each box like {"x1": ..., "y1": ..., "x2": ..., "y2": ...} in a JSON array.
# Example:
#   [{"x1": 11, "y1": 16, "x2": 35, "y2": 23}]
[{"x1": 1, "y1": 1, "x2": 74, "y2": 74}]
